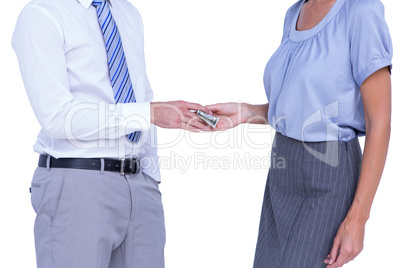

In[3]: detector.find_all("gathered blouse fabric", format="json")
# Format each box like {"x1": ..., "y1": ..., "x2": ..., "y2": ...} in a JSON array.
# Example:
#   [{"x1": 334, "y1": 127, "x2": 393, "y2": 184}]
[{"x1": 264, "y1": 0, "x2": 393, "y2": 142}]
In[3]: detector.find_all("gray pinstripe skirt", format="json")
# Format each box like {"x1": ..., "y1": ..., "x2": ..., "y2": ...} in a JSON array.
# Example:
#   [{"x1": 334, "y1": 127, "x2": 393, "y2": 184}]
[{"x1": 253, "y1": 132, "x2": 362, "y2": 268}]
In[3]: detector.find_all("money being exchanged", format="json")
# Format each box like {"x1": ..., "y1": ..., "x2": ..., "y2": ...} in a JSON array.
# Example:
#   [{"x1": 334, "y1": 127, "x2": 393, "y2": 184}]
[{"x1": 196, "y1": 110, "x2": 219, "y2": 128}]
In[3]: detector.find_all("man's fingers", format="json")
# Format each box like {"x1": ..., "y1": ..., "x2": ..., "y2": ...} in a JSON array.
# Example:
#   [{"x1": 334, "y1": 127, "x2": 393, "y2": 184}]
[
  {"x1": 186, "y1": 102, "x2": 211, "y2": 114},
  {"x1": 180, "y1": 122, "x2": 203, "y2": 132},
  {"x1": 183, "y1": 110, "x2": 210, "y2": 125},
  {"x1": 205, "y1": 104, "x2": 221, "y2": 113},
  {"x1": 185, "y1": 116, "x2": 210, "y2": 130}
]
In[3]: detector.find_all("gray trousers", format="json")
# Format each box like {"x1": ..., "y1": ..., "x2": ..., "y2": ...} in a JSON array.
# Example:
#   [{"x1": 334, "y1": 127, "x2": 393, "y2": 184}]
[
  {"x1": 254, "y1": 132, "x2": 362, "y2": 268},
  {"x1": 30, "y1": 167, "x2": 165, "y2": 268}
]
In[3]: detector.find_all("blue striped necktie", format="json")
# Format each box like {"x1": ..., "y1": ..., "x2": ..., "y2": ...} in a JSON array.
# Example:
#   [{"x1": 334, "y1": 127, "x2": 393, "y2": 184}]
[{"x1": 92, "y1": 0, "x2": 141, "y2": 143}]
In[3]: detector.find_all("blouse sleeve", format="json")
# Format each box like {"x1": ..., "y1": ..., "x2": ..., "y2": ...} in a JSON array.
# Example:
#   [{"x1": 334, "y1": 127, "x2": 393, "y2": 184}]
[{"x1": 349, "y1": 0, "x2": 393, "y2": 87}]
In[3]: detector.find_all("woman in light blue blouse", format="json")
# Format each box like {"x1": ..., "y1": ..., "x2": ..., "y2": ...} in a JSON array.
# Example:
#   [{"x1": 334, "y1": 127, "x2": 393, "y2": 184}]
[{"x1": 207, "y1": 0, "x2": 392, "y2": 267}]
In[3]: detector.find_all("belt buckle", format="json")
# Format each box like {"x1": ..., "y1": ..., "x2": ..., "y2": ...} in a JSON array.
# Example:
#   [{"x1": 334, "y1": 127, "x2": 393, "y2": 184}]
[
  {"x1": 129, "y1": 158, "x2": 140, "y2": 174},
  {"x1": 120, "y1": 159, "x2": 125, "y2": 176}
]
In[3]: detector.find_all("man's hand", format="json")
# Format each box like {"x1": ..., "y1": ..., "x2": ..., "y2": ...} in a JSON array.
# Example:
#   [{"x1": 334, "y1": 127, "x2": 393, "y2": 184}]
[{"x1": 151, "y1": 101, "x2": 211, "y2": 132}]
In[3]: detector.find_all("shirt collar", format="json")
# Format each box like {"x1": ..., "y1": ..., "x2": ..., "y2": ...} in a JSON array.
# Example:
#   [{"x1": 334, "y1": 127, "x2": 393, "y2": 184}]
[{"x1": 77, "y1": 0, "x2": 111, "y2": 10}]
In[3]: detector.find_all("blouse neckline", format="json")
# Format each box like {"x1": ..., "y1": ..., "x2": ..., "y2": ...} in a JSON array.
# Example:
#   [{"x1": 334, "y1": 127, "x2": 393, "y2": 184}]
[{"x1": 289, "y1": 0, "x2": 347, "y2": 42}]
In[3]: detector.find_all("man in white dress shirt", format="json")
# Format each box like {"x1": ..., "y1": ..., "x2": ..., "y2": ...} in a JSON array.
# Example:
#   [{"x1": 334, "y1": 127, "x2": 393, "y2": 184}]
[{"x1": 12, "y1": 0, "x2": 210, "y2": 267}]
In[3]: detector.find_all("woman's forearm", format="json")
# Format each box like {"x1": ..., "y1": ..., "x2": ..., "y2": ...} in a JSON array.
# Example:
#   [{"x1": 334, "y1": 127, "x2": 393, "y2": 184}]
[
  {"x1": 346, "y1": 122, "x2": 390, "y2": 223},
  {"x1": 242, "y1": 103, "x2": 269, "y2": 124},
  {"x1": 346, "y1": 67, "x2": 391, "y2": 223}
]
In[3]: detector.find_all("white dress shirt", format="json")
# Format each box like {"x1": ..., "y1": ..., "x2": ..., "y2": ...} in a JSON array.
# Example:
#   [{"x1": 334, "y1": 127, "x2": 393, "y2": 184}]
[{"x1": 12, "y1": 0, "x2": 161, "y2": 181}]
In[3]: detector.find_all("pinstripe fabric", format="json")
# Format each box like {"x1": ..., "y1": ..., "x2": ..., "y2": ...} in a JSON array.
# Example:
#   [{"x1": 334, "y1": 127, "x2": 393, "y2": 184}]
[
  {"x1": 92, "y1": 0, "x2": 141, "y2": 143},
  {"x1": 254, "y1": 132, "x2": 362, "y2": 268}
]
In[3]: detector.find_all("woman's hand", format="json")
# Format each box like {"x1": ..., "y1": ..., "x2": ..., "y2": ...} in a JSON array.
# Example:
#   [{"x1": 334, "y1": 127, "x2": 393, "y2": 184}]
[
  {"x1": 205, "y1": 102, "x2": 248, "y2": 130},
  {"x1": 206, "y1": 102, "x2": 269, "y2": 131},
  {"x1": 324, "y1": 67, "x2": 391, "y2": 267},
  {"x1": 324, "y1": 218, "x2": 366, "y2": 267}
]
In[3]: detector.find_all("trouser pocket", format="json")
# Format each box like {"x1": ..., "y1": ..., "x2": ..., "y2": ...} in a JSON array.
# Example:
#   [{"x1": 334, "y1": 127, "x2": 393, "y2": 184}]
[{"x1": 30, "y1": 167, "x2": 64, "y2": 218}]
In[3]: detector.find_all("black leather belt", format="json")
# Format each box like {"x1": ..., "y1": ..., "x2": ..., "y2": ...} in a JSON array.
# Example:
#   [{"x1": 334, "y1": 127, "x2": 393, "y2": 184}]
[{"x1": 38, "y1": 155, "x2": 140, "y2": 175}]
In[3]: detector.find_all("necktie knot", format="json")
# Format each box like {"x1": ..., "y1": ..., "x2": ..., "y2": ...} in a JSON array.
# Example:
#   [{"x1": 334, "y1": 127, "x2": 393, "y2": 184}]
[{"x1": 92, "y1": 0, "x2": 106, "y2": 8}]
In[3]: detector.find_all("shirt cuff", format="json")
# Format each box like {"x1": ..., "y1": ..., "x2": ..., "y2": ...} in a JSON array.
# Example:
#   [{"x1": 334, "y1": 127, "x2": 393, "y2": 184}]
[{"x1": 120, "y1": 102, "x2": 151, "y2": 134}]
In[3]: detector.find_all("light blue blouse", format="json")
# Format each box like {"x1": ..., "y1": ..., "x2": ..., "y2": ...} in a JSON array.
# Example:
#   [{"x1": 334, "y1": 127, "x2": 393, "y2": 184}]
[{"x1": 264, "y1": 0, "x2": 393, "y2": 142}]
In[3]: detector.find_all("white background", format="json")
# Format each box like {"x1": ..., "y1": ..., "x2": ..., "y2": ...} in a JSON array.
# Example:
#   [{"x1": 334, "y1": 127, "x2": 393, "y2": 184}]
[{"x1": 1, "y1": 0, "x2": 401, "y2": 267}]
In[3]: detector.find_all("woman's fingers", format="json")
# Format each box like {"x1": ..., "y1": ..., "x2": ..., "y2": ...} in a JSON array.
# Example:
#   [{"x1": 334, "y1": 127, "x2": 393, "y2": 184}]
[
  {"x1": 326, "y1": 237, "x2": 341, "y2": 265},
  {"x1": 327, "y1": 250, "x2": 349, "y2": 268},
  {"x1": 324, "y1": 254, "x2": 332, "y2": 264},
  {"x1": 326, "y1": 239, "x2": 354, "y2": 268}
]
